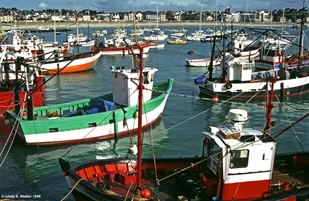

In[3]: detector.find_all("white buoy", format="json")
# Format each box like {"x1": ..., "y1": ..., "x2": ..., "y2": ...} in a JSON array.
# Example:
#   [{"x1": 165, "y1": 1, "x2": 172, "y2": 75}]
[{"x1": 129, "y1": 144, "x2": 138, "y2": 155}]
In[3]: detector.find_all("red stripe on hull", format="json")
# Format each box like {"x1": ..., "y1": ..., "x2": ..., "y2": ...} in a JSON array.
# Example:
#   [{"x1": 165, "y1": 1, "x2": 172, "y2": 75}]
[{"x1": 221, "y1": 180, "x2": 271, "y2": 201}]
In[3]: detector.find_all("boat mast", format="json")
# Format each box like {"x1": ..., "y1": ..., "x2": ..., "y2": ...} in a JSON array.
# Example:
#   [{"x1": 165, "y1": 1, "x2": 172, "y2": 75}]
[
  {"x1": 14, "y1": 57, "x2": 23, "y2": 114},
  {"x1": 221, "y1": 24, "x2": 227, "y2": 83},
  {"x1": 76, "y1": 12, "x2": 79, "y2": 52},
  {"x1": 298, "y1": 0, "x2": 305, "y2": 69},
  {"x1": 281, "y1": 7, "x2": 284, "y2": 34},
  {"x1": 156, "y1": 4, "x2": 158, "y2": 31},
  {"x1": 264, "y1": 78, "x2": 275, "y2": 138},
  {"x1": 208, "y1": 34, "x2": 216, "y2": 80},
  {"x1": 53, "y1": 9, "x2": 57, "y2": 46},
  {"x1": 137, "y1": 47, "x2": 144, "y2": 188},
  {"x1": 199, "y1": 5, "x2": 202, "y2": 32}
]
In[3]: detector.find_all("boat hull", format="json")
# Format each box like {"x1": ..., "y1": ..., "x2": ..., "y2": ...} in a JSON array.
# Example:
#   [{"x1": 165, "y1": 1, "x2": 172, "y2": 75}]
[
  {"x1": 167, "y1": 40, "x2": 187, "y2": 45},
  {"x1": 185, "y1": 58, "x2": 222, "y2": 67},
  {"x1": 198, "y1": 76, "x2": 309, "y2": 99},
  {"x1": 98, "y1": 42, "x2": 151, "y2": 55},
  {"x1": 40, "y1": 51, "x2": 101, "y2": 75}
]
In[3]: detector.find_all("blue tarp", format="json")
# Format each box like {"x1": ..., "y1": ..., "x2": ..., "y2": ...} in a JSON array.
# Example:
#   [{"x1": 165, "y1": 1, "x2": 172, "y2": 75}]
[
  {"x1": 64, "y1": 98, "x2": 115, "y2": 117},
  {"x1": 88, "y1": 98, "x2": 116, "y2": 113}
]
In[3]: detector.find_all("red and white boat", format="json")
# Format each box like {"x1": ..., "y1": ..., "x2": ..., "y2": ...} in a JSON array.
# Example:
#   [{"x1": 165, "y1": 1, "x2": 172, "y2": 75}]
[
  {"x1": 2, "y1": 29, "x2": 95, "y2": 75},
  {"x1": 255, "y1": 36, "x2": 309, "y2": 71},
  {"x1": 92, "y1": 40, "x2": 151, "y2": 56},
  {"x1": 39, "y1": 49, "x2": 101, "y2": 75},
  {"x1": 0, "y1": 52, "x2": 46, "y2": 133},
  {"x1": 195, "y1": 23, "x2": 309, "y2": 100},
  {"x1": 0, "y1": 57, "x2": 46, "y2": 110},
  {"x1": 186, "y1": 33, "x2": 261, "y2": 67},
  {"x1": 59, "y1": 75, "x2": 309, "y2": 201}
]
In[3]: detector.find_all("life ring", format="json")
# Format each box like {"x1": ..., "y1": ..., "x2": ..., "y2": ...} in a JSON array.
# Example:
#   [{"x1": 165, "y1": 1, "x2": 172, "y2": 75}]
[{"x1": 225, "y1": 82, "x2": 232, "y2": 89}]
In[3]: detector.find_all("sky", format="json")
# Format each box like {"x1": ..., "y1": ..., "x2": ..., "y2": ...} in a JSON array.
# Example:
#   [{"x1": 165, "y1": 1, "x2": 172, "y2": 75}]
[{"x1": 0, "y1": 0, "x2": 308, "y2": 13}]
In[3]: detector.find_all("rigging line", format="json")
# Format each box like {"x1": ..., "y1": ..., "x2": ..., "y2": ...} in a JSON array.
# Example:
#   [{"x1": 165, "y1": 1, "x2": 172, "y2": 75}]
[
  {"x1": 157, "y1": 156, "x2": 209, "y2": 183},
  {"x1": 281, "y1": 100, "x2": 309, "y2": 110},
  {"x1": 273, "y1": 111, "x2": 309, "y2": 139},
  {"x1": 30, "y1": 53, "x2": 81, "y2": 95},
  {"x1": 146, "y1": 89, "x2": 276, "y2": 140},
  {"x1": 142, "y1": 99, "x2": 159, "y2": 185},
  {"x1": 277, "y1": 107, "x2": 305, "y2": 151}
]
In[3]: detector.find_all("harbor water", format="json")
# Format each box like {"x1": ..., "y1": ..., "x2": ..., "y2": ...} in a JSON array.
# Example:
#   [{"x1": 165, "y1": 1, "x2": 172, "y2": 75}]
[{"x1": 1, "y1": 24, "x2": 309, "y2": 200}]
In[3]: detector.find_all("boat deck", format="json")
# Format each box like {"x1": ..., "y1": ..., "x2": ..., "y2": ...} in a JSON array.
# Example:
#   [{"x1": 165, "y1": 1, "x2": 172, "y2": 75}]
[
  {"x1": 270, "y1": 163, "x2": 309, "y2": 198},
  {"x1": 92, "y1": 170, "x2": 191, "y2": 201},
  {"x1": 91, "y1": 163, "x2": 309, "y2": 201}
]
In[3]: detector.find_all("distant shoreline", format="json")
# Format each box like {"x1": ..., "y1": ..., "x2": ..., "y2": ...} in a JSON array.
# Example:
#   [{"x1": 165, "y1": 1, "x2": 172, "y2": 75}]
[{"x1": 3, "y1": 21, "x2": 301, "y2": 31}]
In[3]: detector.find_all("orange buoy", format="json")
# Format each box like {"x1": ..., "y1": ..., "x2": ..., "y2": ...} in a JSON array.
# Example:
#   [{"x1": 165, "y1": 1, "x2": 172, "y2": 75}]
[
  {"x1": 212, "y1": 96, "x2": 219, "y2": 102},
  {"x1": 140, "y1": 189, "x2": 151, "y2": 199},
  {"x1": 187, "y1": 51, "x2": 194, "y2": 55},
  {"x1": 22, "y1": 111, "x2": 27, "y2": 116}
]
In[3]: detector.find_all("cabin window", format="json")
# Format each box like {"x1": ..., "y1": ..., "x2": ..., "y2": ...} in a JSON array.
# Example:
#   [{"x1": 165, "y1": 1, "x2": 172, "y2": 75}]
[
  {"x1": 150, "y1": 74, "x2": 154, "y2": 82},
  {"x1": 230, "y1": 149, "x2": 249, "y2": 168},
  {"x1": 243, "y1": 64, "x2": 253, "y2": 70},
  {"x1": 208, "y1": 139, "x2": 221, "y2": 161}
]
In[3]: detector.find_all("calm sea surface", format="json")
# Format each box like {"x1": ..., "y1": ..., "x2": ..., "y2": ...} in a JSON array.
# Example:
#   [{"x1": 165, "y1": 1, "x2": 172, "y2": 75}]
[{"x1": 1, "y1": 24, "x2": 309, "y2": 200}]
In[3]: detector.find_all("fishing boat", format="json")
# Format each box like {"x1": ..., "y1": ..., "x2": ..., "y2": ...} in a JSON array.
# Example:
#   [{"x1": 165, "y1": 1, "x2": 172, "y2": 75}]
[
  {"x1": 149, "y1": 41, "x2": 165, "y2": 49},
  {"x1": 167, "y1": 37, "x2": 187, "y2": 45},
  {"x1": 142, "y1": 5, "x2": 168, "y2": 42},
  {"x1": 0, "y1": 52, "x2": 46, "y2": 112},
  {"x1": 194, "y1": 21, "x2": 309, "y2": 100},
  {"x1": 63, "y1": 14, "x2": 95, "y2": 47},
  {"x1": 185, "y1": 57, "x2": 222, "y2": 67},
  {"x1": 4, "y1": 47, "x2": 174, "y2": 146},
  {"x1": 59, "y1": 73, "x2": 309, "y2": 200},
  {"x1": 39, "y1": 49, "x2": 101, "y2": 75},
  {"x1": 254, "y1": 36, "x2": 309, "y2": 71},
  {"x1": 2, "y1": 29, "x2": 94, "y2": 75},
  {"x1": 186, "y1": 31, "x2": 261, "y2": 68},
  {"x1": 63, "y1": 33, "x2": 95, "y2": 47},
  {"x1": 92, "y1": 29, "x2": 108, "y2": 37},
  {"x1": 92, "y1": 40, "x2": 152, "y2": 56},
  {"x1": 0, "y1": 49, "x2": 46, "y2": 135}
]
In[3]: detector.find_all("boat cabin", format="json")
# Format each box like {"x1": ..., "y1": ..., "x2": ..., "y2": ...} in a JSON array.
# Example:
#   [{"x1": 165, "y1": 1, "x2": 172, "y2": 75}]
[
  {"x1": 111, "y1": 66, "x2": 158, "y2": 107},
  {"x1": 226, "y1": 60, "x2": 255, "y2": 82},
  {"x1": 201, "y1": 109, "x2": 276, "y2": 200}
]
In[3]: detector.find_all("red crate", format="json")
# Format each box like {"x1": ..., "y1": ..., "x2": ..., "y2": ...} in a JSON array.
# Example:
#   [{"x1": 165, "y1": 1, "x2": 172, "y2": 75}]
[{"x1": 118, "y1": 173, "x2": 136, "y2": 185}]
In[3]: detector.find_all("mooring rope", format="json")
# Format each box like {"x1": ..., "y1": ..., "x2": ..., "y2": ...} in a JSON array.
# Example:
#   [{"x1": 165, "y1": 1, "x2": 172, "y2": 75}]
[{"x1": 60, "y1": 178, "x2": 84, "y2": 201}]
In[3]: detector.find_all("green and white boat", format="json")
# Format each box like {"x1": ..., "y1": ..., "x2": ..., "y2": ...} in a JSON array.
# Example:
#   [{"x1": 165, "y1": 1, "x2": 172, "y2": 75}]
[{"x1": 6, "y1": 58, "x2": 174, "y2": 146}]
